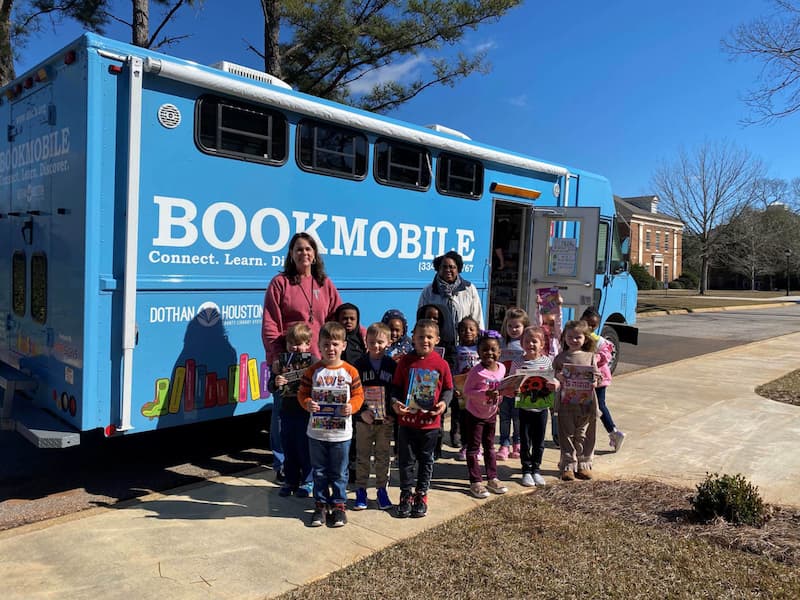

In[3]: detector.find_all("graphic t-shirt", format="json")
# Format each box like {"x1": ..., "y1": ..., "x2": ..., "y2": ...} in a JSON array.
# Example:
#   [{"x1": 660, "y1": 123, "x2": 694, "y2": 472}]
[{"x1": 298, "y1": 362, "x2": 363, "y2": 442}]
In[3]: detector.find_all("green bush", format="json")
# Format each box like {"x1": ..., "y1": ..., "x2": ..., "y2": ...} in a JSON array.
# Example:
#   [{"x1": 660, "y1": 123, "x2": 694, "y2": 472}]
[
  {"x1": 678, "y1": 271, "x2": 700, "y2": 289},
  {"x1": 691, "y1": 473, "x2": 767, "y2": 527},
  {"x1": 630, "y1": 264, "x2": 658, "y2": 290},
  {"x1": 668, "y1": 279, "x2": 684, "y2": 289}
]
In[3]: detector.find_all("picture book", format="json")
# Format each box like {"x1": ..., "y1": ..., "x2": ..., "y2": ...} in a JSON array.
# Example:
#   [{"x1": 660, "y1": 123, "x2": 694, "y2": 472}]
[
  {"x1": 310, "y1": 386, "x2": 350, "y2": 431},
  {"x1": 363, "y1": 386, "x2": 387, "y2": 422},
  {"x1": 497, "y1": 368, "x2": 557, "y2": 399},
  {"x1": 512, "y1": 367, "x2": 556, "y2": 410},
  {"x1": 405, "y1": 368, "x2": 440, "y2": 412},
  {"x1": 536, "y1": 287, "x2": 562, "y2": 315},
  {"x1": 559, "y1": 363, "x2": 596, "y2": 405},
  {"x1": 278, "y1": 352, "x2": 314, "y2": 397}
]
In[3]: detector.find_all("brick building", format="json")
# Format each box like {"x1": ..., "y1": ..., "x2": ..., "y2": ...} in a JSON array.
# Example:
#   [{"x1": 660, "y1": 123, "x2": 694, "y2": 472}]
[{"x1": 614, "y1": 195, "x2": 684, "y2": 284}]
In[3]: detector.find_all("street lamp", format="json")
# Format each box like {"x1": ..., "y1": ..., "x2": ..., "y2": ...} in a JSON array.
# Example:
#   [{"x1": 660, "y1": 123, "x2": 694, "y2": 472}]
[{"x1": 785, "y1": 249, "x2": 792, "y2": 297}]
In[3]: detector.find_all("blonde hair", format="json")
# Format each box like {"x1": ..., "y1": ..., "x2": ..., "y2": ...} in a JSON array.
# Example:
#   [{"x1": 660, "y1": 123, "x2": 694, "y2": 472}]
[
  {"x1": 560, "y1": 319, "x2": 597, "y2": 352},
  {"x1": 286, "y1": 322, "x2": 312, "y2": 346},
  {"x1": 366, "y1": 322, "x2": 391, "y2": 340},
  {"x1": 522, "y1": 325, "x2": 546, "y2": 345},
  {"x1": 501, "y1": 306, "x2": 530, "y2": 343}
]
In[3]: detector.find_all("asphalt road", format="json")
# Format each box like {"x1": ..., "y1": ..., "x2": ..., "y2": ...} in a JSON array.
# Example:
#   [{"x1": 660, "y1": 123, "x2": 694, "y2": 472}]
[{"x1": 2, "y1": 303, "x2": 799, "y2": 530}]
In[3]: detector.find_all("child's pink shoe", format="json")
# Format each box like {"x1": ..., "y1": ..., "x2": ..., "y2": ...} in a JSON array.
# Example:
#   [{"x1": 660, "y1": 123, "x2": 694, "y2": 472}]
[
  {"x1": 496, "y1": 445, "x2": 510, "y2": 461},
  {"x1": 510, "y1": 443, "x2": 521, "y2": 459}
]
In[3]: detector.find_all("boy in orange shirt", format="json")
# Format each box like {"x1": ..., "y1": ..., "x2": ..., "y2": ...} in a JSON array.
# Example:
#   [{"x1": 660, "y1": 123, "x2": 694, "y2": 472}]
[{"x1": 298, "y1": 322, "x2": 364, "y2": 527}]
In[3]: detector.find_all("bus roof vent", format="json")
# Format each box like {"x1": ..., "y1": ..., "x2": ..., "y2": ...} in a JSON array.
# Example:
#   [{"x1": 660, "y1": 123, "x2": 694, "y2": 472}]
[
  {"x1": 424, "y1": 123, "x2": 471, "y2": 140},
  {"x1": 210, "y1": 61, "x2": 292, "y2": 90}
]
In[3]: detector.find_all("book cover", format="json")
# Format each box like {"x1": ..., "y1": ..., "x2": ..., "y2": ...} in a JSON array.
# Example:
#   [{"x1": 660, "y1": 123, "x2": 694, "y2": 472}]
[
  {"x1": 278, "y1": 352, "x2": 314, "y2": 397},
  {"x1": 310, "y1": 386, "x2": 350, "y2": 431},
  {"x1": 405, "y1": 368, "x2": 440, "y2": 412},
  {"x1": 560, "y1": 363, "x2": 595, "y2": 405},
  {"x1": 513, "y1": 367, "x2": 556, "y2": 410},
  {"x1": 363, "y1": 386, "x2": 387, "y2": 421},
  {"x1": 537, "y1": 287, "x2": 561, "y2": 315}
]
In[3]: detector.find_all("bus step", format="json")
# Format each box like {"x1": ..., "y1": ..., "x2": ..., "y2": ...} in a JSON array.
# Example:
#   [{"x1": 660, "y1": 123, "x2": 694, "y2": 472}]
[{"x1": 12, "y1": 402, "x2": 81, "y2": 448}]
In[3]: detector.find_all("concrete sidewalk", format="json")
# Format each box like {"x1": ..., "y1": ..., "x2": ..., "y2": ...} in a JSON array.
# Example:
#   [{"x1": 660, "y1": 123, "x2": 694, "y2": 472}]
[{"x1": 2, "y1": 333, "x2": 799, "y2": 599}]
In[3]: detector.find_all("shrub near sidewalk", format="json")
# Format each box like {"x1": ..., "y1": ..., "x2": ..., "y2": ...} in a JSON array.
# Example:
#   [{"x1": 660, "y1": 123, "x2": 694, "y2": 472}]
[{"x1": 693, "y1": 473, "x2": 767, "y2": 527}]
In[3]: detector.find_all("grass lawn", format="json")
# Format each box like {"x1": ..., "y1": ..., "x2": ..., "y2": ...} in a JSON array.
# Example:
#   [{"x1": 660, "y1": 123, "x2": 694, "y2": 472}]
[{"x1": 637, "y1": 289, "x2": 792, "y2": 313}]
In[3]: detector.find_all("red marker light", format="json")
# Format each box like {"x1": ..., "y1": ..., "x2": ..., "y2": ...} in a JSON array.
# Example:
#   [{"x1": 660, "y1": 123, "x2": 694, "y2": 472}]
[
  {"x1": 23, "y1": 77, "x2": 33, "y2": 89},
  {"x1": 64, "y1": 50, "x2": 77, "y2": 65},
  {"x1": 104, "y1": 424, "x2": 118, "y2": 437},
  {"x1": 108, "y1": 65, "x2": 123, "y2": 75}
]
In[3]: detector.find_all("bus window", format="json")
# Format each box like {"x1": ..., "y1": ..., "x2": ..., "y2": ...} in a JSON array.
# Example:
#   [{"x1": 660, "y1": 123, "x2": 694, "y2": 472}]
[
  {"x1": 31, "y1": 253, "x2": 47, "y2": 324},
  {"x1": 12, "y1": 251, "x2": 25, "y2": 317},
  {"x1": 596, "y1": 221, "x2": 610, "y2": 274},
  {"x1": 611, "y1": 220, "x2": 628, "y2": 274},
  {"x1": 297, "y1": 120, "x2": 367, "y2": 179},
  {"x1": 196, "y1": 95, "x2": 288, "y2": 165},
  {"x1": 436, "y1": 153, "x2": 483, "y2": 199},
  {"x1": 374, "y1": 139, "x2": 431, "y2": 191}
]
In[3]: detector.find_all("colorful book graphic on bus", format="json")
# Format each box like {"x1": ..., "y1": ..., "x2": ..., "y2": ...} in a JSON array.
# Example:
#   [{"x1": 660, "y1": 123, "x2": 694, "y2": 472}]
[{"x1": 405, "y1": 368, "x2": 439, "y2": 412}]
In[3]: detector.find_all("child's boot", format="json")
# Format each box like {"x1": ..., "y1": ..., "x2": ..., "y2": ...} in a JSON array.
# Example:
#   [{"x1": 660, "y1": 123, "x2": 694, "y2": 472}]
[{"x1": 510, "y1": 443, "x2": 521, "y2": 459}]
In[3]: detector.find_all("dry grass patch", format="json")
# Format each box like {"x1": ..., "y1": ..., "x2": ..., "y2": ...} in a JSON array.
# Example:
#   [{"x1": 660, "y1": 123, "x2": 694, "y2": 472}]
[
  {"x1": 279, "y1": 480, "x2": 800, "y2": 600},
  {"x1": 756, "y1": 369, "x2": 800, "y2": 406}
]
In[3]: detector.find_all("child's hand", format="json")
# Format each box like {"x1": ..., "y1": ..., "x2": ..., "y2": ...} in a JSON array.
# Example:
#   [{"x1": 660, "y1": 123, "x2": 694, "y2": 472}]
[
  {"x1": 341, "y1": 404, "x2": 352, "y2": 417},
  {"x1": 393, "y1": 400, "x2": 410, "y2": 415},
  {"x1": 361, "y1": 410, "x2": 374, "y2": 424},
  {"x1": 547, "y1": 380, "x2": 560, "y2": 391},
  {"x1": 485, "y1": 389, "x2": 499, "y2": 403},
  {"x1": 275, "y1": 375, "x2": 288, "y2": 387},
  {"x1": 429, "y1": 401, "x2": 447, "y2": 416},
  {"x1": 306, "y1": 400, "x2": 320, "y2": 413}
]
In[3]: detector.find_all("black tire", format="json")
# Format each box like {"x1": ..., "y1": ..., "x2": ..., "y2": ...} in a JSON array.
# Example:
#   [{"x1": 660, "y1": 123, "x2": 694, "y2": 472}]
[{"x1": 601, "y1": 325, "x2": 621, "y2": 374}]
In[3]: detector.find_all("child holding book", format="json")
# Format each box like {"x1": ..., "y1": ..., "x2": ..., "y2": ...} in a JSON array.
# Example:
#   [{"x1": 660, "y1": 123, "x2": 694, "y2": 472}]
[
  {"x1": 581, "y1": 307, "x2": 626, "y2": 452},
  {"x1": 514, "y1": 326, "x2": 559, "y2": 487},
  {"x1": 298, "y1": 322, "x2": 364, "y2": 527},
  {"x1": 453, "y1": 317, "x2": 480, "y2": 460},
  {"x1": 381, "y1": 309, "x2": 413, "y2": 361},
  {"x1": 352, "y1": 322, "x2": 397, "y2": 511},
  {"x1": 498, "y1": 307, "x2": 529, "y2": 460},
  {"x1": 535, "y1": 287, "x2": 563, "y2": 447},
  {"x1": 269, "y1": 322, "x2": 315, "y2": 497},
  {"x1": 391, "y1": 318, "x2": 453, "y2": 518},
  {"x1": 553, "y1": 320, "x2": 600, "y2": 481},
  {"x1": 462, "y1": 330, "x2": 508, "y2": 498}
]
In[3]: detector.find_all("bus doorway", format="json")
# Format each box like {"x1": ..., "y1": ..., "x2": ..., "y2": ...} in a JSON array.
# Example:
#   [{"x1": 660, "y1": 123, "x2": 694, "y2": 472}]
[{"x1": 488, "y1": 201, "x2": 531, "y2": 330}]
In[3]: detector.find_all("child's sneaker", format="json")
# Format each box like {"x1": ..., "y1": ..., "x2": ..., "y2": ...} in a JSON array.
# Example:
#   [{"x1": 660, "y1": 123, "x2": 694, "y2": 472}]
[
  {"x1": 496, "y1": 445, "x2": 510, "y2": 461},
  {"x1": 278, "y1": 485, "x2": 295, "y2": 497},
  {"x1": 533, "y1": 471, "x2": 546, "y2": 487},
  {"x1": 411, "y1": 492, "x2": 428, "y2": 518},
  {"x1": 470, "y1": 482, "x2": 490, "y2": 498},
  {"x1": 521, "y1": 473, "x2": 535, "y2": 487},
  {"x1": 309, "y1": 502, "x2": 327, "y2": 527},
  {"x1": 331, "y1": 503, "x2": 348, "y2": 527},
  {"x1": 486, "y1": 478, "x2": 508, "y2": 494},
  {"x1": 396, "y1": 490, "x2": 413, "y2": 518},
  {"x1": 611, "y1": 430, "x2": 626, "y2": 452},
  {"x1": 456, "y1": 447, "x2": 467, "y2": 461},
  {"x1": 295, "y1": 482, "x2": 313, "y2": 498},
  {"x1": 376, "y1": 487, "x2": 393, "y2": 510},
  {"x1": 353, "y1": 487, "x2": 368, "y2": 510},
  {"x1": 510, "y1": 443, "x2": 521, "y2": 459}
]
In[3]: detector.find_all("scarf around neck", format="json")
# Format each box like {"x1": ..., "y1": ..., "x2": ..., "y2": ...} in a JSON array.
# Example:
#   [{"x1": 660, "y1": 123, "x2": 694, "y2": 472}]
[{"x1": 435, "y1": 274, "x2": 462, "y2": 298}]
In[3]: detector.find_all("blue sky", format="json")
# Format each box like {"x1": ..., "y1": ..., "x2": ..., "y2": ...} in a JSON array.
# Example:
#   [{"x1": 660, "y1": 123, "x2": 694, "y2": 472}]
[{"x1": 15, "y1": 0, "x2": 797, "y2": 197}]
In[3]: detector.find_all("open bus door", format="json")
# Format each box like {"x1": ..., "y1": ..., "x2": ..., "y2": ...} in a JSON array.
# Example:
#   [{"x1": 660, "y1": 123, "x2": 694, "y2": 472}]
[{"x1": 527, "y1": 207, "x2": 600, "y2": 322}]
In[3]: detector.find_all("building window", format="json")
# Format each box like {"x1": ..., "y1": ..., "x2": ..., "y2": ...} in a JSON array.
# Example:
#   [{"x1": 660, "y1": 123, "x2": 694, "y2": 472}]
[
  {"x1": 656, "y1": 231, "x2": 661, "y2": 251},
  {"x1": 665, "y1": 232, "x2": 670, "y2": 251},
  {"x1": 645, "y1": 230, "x2": 651, "y2": 250}
]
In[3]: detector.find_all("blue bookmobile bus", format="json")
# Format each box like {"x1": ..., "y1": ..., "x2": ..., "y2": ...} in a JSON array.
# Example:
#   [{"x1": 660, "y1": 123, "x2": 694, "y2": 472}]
[{"x1": 0, "y1": 34, "x2": 638, "y2": 447}]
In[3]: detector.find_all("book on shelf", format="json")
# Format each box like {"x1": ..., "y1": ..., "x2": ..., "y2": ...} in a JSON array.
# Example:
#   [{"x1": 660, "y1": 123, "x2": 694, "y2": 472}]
[
  {"x1": 405, "y1": 368, "x2": 440, "y2": 412},
  {"x1": 277, "y1": 352, "x2": 313, "y2": 396},
  {"x1": 363, "y1": 386, "x2": 387, "y2": 422},
  {"x1": 310, "y1": 386, "x2": 350, "y2": 431},
  {"x1": 559, "y1": 363, "x2": 596, "y2": 405}
]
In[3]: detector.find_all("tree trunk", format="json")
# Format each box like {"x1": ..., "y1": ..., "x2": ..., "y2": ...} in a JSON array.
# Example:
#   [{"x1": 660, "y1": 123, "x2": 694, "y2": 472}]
[
  {"x1": 0, "y1": 0, "x2": 14, "y2": 87},
  {"x1": 261, "y1": 0, "x2": 281, "y2": 77},
  {"x1": 133, "y1": 0, "x2": 149, "y2": 47},
  {"x1": 699, "y1": 256, "x2": 709, "y2": 295}
]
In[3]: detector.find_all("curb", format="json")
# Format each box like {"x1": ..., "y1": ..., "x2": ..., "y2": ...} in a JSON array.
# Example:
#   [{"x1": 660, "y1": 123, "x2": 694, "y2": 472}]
[{"x1": 637, "y1": 301, "x2": 797, "y2": 318}]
